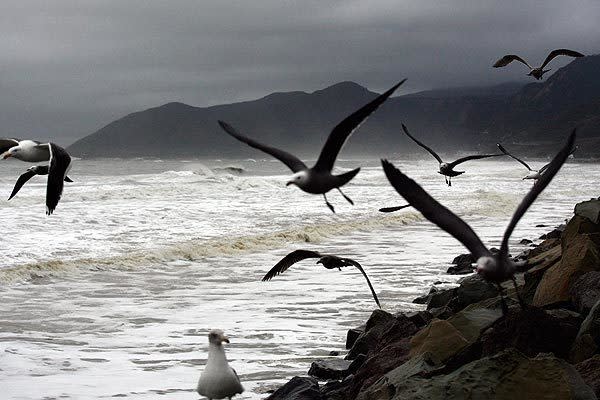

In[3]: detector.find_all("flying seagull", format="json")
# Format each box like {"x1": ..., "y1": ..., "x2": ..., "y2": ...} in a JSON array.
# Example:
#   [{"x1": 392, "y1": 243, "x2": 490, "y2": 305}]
[
  {"x1": 379, "y1": 204, "x2": 411, "y2": 213},
  {"x1": 262, "y1": 250, "x2": 381, "y2": 308},
  {"x1": 381, "y1": 129, "x2": 576, "y2": 313},
  {"x1": 8, "y1": 166, "x2": 73, "y2": 201},
  {"x1": 197, "y1": 329, "x2": 244, "y2": 400},
  {"x1": 3, "y1": 141, "x2": 72, "y2": 215},
  {"x1": 493, "y1": 49, "x2": 584, "y2": 80},
  {"x1": 218, "y1": 80, "x2": 406, "y2": 212},
  {"x1": 401, "y1": 124, "x2": 504, "y2": 186},
  {"x1": 497, "y1": 143, "x2": 577, "y2": 181}
]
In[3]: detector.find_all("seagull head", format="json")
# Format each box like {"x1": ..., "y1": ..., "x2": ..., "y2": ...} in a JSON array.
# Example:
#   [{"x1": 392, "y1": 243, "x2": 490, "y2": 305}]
[
  {"x1": 475, "y1": 256, "x2": 497, "y2": 277},
  {"x1": 2, "y1": 146, "x2": 19, "y2": 159},
  {"x1": 208, "y1": 329, "x2": 229, "y2": 346},
  {"x1": 286, "y1": 171, "x2": 308, "y2": 187}
]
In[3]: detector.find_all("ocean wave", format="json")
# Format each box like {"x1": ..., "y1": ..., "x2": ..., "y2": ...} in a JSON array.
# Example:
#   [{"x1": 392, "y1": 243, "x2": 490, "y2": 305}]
[{"x1": 0, "y1": 211, "x2": 424, "y2": 284}]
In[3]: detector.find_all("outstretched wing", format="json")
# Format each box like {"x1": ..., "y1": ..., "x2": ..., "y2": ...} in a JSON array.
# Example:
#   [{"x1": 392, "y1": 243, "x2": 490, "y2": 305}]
[
  {"x1": 218, "y1": 121, "x2": 307, "y2": 173},
  {"x1": 540, "y1": 49, "x2": 585, "y2": 69},
  {"x1": 493, "y1": 55, "x2": 532, "y2": 69},
  {"x1": 381, "y1": 159, "x2": 490, "y2": 259},
  {"x1": 447, "y1": 154, "x2": 504, "y2": 169},
  {"x1": 344, "y1": 258, "x2": 381, "y2": 308},
  {"x1": 8, "y1": 168, "x2": 40, "y2": 200},
  {"x1": 262, "y1": 250, "x2": 322, "y2": 281},
  {"x1": 46, "y1": 143, "x2": 72, "y2": 215},
  {"x1": 497, "y1": 143, "x2": 532, "y2": 171},
  {"x1": 401, "y1": 124, "x2": 442, "y2": 164},
  {"x1": 313, "y1": 79, "x2": 406, "y2": 172},
  {"x1": 378, "y1": 204, "x2": 411, "y2": 213},
  {"x1": 539, "y1": 145, "x2": 577, "y2": 174},
  {"x1": 0, "y1": 138, "x2": 20, "y2": 155},
  {"x1": 499, "y1": 130, "x2": 576, "y2": 259}
]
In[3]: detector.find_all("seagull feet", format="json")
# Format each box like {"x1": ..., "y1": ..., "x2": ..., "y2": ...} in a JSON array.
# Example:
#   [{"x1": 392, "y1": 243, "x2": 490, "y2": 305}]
[
  {"x1": 497, "y1": 283, "x2": 509, "y2": 315},
  {"x1": 337, "y1": 188, "x2": 354, "y2": 205},
  {"x1": 511, "y1": 277, "x2": 527, "y2": 310},
  {"x1": 323, "y1": 194, "x2": 336, "y2": 213}
]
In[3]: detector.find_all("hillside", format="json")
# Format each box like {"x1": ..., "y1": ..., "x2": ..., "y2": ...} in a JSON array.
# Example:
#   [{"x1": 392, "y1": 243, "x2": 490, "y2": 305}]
[{"x1": 68, "y1": 54, "x2": 600, "y2": 158}]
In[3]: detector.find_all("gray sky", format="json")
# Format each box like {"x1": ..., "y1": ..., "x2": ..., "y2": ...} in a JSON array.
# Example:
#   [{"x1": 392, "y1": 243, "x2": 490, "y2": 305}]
[{"x1": 1, "y1": 1, "x2": 599, "y2": 144}]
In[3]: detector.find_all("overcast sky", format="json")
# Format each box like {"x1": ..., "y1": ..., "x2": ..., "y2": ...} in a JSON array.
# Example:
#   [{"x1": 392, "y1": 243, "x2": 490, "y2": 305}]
[{"x1": 1, "y1": 1, "x2": 599, "y2": 144}]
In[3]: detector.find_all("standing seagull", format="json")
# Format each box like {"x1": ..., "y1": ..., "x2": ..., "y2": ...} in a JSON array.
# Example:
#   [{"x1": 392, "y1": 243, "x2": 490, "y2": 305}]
[
  {"x1": 493, "y1": 49, "x2": 584, "y2": 80},
  {"x1": 8, "y1": 165, "x2": 73, "y2": 200},
  {"x1": 218, "y1": 80, "x2": 406, "y2": 212},
  {"x1": 497, "y1": 142, "x2": 577, "y2": 182},
  {"x1": 401, "y1": 124, "x2": 504, "y2": 186},
  {"x1": 197, "y1": 329, "x2": 244, "y2": 400},
  {"x1": 3, "y1": 141, "x2": 72, "y2": 215},
  {"x1": 381, "y1": 130, "x2": 576, "y2": 313},
  {"x1": 262, "y1": 250, "x2": 381, "y2": 308}
]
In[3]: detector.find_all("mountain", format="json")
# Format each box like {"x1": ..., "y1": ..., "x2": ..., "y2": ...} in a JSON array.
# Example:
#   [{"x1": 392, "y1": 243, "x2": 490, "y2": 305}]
[{"x1": 68, "y1": 54, "x2": 600, "y2": 158}]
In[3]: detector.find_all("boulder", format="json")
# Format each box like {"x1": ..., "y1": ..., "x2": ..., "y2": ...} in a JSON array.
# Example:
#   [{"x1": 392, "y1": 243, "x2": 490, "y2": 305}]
[
  {"x1": 571, "y1": 299, "x2": 600, "y2": 363},
  {"x1": 520, "y1": 238, "x2": 533, "y2": 245},
  {"x1": 266, "y1": 376, "x2": 322, "y2": 400},
  {"x1": 409, "y1": 319, "x2": 470, "y2": 364},
  {"x1": 446, "y1": 263, "x2": 473, "y2": 275},
  {"x1": 539, "y1": 228, "x2": 563, "y2": 240},
  {"x1": 425, "y1": 287, "x2": 455, "y2": 310},
  {"x1": 561, "y1": 215, "x2": 600, "y2": 247},
  {"x1": 358, "y1": 349, "x2": 597, "y2": 400},
  {"x1": 402, "y1": 310, "x2": 433, "y2": 329},
  {"x1": 448, "y1": 274, "x2": 499, "y2": 312},
  {"x1": 346, "y1": 325, "x2": 365, "y2": 350},
  {"x1": 571, "y1": 271, "x2": 600, "y2": 315},
  {"x1": 575, "y1": 355, "x2": 600, "y2": 397},
  {"x1": 451, "y1": 253, "x2": 475, "y2": 265},
  {"x1": 428, "y1": 306, "x2": 454, "y2": 320},
  {"x1": 575, "y1": 199, "x2": 600, "y2": 224},
  {"x1": 522, "y1": 244, "x2": 562, "y2": 302},
  {"x1": 308, "y1": 358, "x2": 353, "y2": 380},
  {"x1": 481, "y1": 307, "x2": 582, "y2": 359},
  {"x1": 525, "y1": 237, "x2": 561, "y2": 260}
]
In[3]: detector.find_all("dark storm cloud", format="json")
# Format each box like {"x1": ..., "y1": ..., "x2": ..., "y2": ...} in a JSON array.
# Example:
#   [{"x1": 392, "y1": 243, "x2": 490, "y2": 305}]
[{"x1": 0, "y1": 0, "x2": 598, "y2": 144}]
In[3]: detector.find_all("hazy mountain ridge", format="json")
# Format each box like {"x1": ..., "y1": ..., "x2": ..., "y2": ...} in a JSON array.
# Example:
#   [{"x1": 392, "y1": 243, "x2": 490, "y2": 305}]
[{"x1": 68, "y1": 54, "x2": 600, "y2": 158}]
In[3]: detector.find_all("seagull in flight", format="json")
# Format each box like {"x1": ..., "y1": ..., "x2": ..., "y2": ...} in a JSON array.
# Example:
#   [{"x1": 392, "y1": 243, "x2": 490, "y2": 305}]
[
  {"x1": 493, "y1": 49, "x2": 584, "y2": 80},
  {"x1": 381, "y1": 129, "x2": 576, "y2": 313},
  {"x1": 8, "y1": 165, "x2": 73, "y2": 201},
  {"x1": 497, "y1": 143, "x2": 577, "y2": 182},
  {"x1": 401, "y1": 124, "x2": 504, "y2": 186},
  {"x1": 262, "y1": 250, "x2": 381, "y2": 308},
  {"x1": 2, "y1": 139, "x2": 73, "y2": 215},
  {"x1": 218, "y1": 80, "x2": 405, "y2": 212}
]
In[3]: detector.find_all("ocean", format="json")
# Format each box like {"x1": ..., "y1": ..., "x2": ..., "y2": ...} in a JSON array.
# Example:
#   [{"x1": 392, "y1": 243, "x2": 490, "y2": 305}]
[{"x1": 0, "y1": 157, "x2": 595, "y2": 399}]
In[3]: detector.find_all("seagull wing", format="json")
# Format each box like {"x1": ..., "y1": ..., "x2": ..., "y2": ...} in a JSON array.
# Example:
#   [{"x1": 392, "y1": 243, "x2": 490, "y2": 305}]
[
  {"x1": 262, "y1": 250, "x2": 322, "y2": 281},
  {"x1": 447, "y1": 154, "x2": 504, "y2": 169},
  {"x1": 499, "y1": 130, "x2": 576, "y2": 260},
  {"x1": 46, "y1": 143, "x2": 72, "y2": 215},
  {"x1": 8, "y1": 168, "x2": 41, "y2": 200},
  {"x1": 540, "y1": 49, "x2": 585, "y2": 69},
  {"x1": 497, "y1": 143, "x2": 532, "y2": 171},
  {"x1": 401, "y1": 124, "x2": 443, "y2": 164},
  {"x1": 0, "y1": 138, "x2": 20, "y2": 155},
  {"x1": 313, "y1": 79, "x2": 406, "y2": 172},
  {"x1": 381, "y1": 159, "x2": 491, "y2": 259},
  {"x1": 493, "y1": 55, "x2": 532, "y2": 69},
  {"x1": 218, "y1": 120, "x2": 307, "y2": 173},
  {"x1": 344, "y1": 258, "x2": 381, "y2": 308},
  {"x1": 539, "y1": 144, "x2": 577, "y2": 174},
  {"x1": 378, "y1": 204, "x2": 411, "y2": 213}
]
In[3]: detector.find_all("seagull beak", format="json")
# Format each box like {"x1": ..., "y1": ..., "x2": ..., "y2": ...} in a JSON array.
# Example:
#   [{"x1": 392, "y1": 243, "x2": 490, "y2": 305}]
[
  {"x1": 221, "y1": 335, "x2": 230, "y2": 343},
  {"x1": 2, "y1": 152, "x2": 11, "y2": 159},
  {"x1": 286, "y1": 181, "x2": 294, "y2": 186}
]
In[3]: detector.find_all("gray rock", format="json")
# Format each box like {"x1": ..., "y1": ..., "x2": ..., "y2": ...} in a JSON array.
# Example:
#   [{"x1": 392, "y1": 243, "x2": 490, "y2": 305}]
[
  {"x1": 403, "y1": 311, "x2": 433, "y2": 328},
  {"x1": 448, "y1": 274, "x2": 498, "y2": 312},
  {"x1": 571, "y1": 272, "x2": 600, "y2": 316},
  {"x1": 266, "y1": 376, "x2": 322, "y2": 400},
  {"x1": 426, "y1": 287, "x2": 455, "y2": 310},
  {"x1": 575, "y1": 199, "x2": 600, "y2": 224},
  {"x1": 451, "y1": 253, "x2": 476, "y2": 265},
  {"x1": 571, "y1": 299, "x2": 600, "y2": 363},
  {"x1": 308, "y1": 358, "x2": 353, "y2": 380},
  {"x1": 520, "y1": 238, "x2": 533, "y2": 244},
  {"x1": 446, "y1": 263, "x2": 474, "y2": 275},
  {"x1": 346, "y1": 326, "x2": 365, "y2": 350},
  {"x1": 576, "y1": 355, "x2": 600, "y2": 398}
]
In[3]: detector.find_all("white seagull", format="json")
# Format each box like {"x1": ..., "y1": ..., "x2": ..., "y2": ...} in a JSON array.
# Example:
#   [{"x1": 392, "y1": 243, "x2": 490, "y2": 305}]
[
  {"x1": 197, "y1": 330, "x2": 244, "y2": 400},
  {"x1": 381, "y1": 129, "x2": 576, "y2": 313},
  {"x1": 493, "y1": 49, "x2": 584, "y2": 80},
  {"x1": 1, "y1": 139, "x2": 72, "y2": 215},
  {"x1": 218, "y1": 80, "x2": 406, "y2": 212},
  {"x1": 401, "y1": 124, "x2": 504, "y2": 186},
  {"x1": 497, "y1": 142, "x2": 577, "y2": 182}
]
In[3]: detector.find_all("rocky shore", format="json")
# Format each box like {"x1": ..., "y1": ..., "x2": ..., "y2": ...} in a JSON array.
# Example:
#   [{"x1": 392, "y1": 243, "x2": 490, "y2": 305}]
[{"x1": 266, "y1": 198, "x2": 600, "y2": 400}]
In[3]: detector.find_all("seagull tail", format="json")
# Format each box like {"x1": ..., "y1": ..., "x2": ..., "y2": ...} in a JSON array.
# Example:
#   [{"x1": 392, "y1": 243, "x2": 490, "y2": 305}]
[{"x1": 334, "y1": 167, "x2": 360, "y2": 188}]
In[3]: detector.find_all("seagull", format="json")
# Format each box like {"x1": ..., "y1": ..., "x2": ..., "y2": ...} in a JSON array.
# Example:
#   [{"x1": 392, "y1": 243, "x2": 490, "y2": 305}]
[
  {"x1": 493, "y1": 49, "x2": 584, "y2": 80},
  {"x1": 2, "y1": 141, "x2": 72, "y2": 215},
  {"x1": 8, "y1": 166, "x2": 73, "y2": 201},
  {"x1": 381, "y1": 129, "x2": 576, "y2": 313},
  {"x1": 262, "y1": 250, "x2": 381, "y2": 308},
  {"x1": 197, "y1": 329, "x2": 244, "y2": 400},
  {"x1": 401, "y1": 124, "x2": 504, "y2": 186},
  {"x1": 497, "y1": 143, "x2": 577, "y2": 181},
  {"x1": 379, "y1": 204, "x2": 411, "y2": 213},
  {"x1": 218, "y1": 80, "x2": 406, "y2": 212}
]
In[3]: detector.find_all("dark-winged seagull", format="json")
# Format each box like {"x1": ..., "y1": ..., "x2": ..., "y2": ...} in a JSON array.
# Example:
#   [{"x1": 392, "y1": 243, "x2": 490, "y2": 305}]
[
  {"x1": 381, "y1": 129, "x2": 576, "y2": 313},
  {"x1": 379, "y1": 204, "x2": 411, "y2": 213},
  {"x1": 8, "y1": 166, "x2": 73, "y2": 201},
  {"x1": 493, "y1": 49, "x2": 584, "y2": 80},
  {"x1": 497, "y1": 142, "x2": 577, "y2": 182},
  {"x1": 197, "y1": 329, "x2": 244, "y2": 400},
  {"x1": 3, "y1": 142, "x2": 72, "y2": 215},
  {"x1": 401, "y1": 124, "x2": 504, "y2": 186},
  {"x1": 262, "y1": 249, "x2": 381, "y2": 308},
  {"x1": 218, "y1": 80, "x2": 406, "y2": 212}
]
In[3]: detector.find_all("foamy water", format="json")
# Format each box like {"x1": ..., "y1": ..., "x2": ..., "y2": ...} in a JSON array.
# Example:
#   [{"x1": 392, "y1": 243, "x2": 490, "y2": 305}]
[{"x1": 0, "y1": 157, "x2": 596, "y2": 399}]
